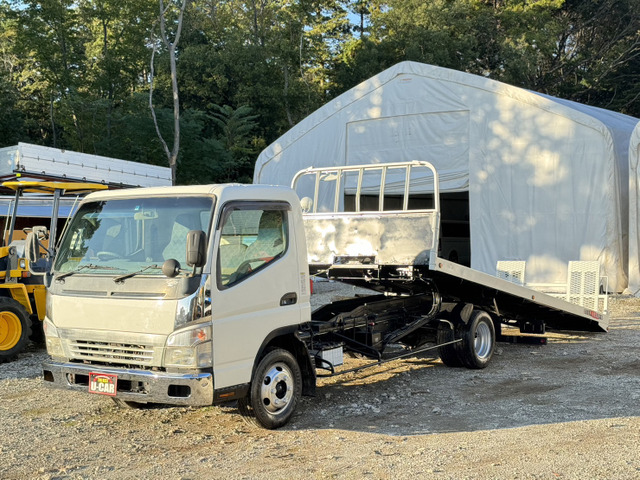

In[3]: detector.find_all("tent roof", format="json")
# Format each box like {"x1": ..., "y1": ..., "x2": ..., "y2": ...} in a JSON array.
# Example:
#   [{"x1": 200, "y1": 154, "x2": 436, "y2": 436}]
[{"x1": 255, "y1": 61, "x2": 637, "y2": 182}]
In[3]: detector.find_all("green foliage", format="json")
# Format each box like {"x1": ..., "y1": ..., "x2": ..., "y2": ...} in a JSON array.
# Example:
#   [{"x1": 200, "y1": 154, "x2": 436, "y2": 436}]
[
  {"x1": 0, "y1": 0, "x2": 637, "y2": 183},
  {"x1": 210, "y1": 104, "x2": 262, "y2": 182},
  {"x1": 0, "y1": 73, "x2": 24, "y2": 146}
]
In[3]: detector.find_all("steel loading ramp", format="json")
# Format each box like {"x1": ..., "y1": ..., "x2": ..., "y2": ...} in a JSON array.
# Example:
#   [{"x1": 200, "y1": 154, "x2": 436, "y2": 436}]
[
  {"x1": 429, "y1": 257, "x2": 608, "y2": 333},
  {"x1": 310, "y1": 258, "x2": 608, "y2": 334}
]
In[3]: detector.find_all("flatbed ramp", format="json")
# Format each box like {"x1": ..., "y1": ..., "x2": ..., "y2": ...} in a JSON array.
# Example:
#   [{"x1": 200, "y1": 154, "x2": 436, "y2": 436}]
[
  {"x1": 293, "y1": 161, "x2": 609, "y2": 336},
  {"x1": 429, "y1": 257, "x2": 608, "y2": 332}
]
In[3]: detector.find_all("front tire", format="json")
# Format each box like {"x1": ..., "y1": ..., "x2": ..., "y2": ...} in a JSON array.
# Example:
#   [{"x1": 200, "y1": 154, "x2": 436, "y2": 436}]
[
  {"x1": 239, "y1": 348, "x2": 302, "y2": 429},
  {"x1": 0, "y1": 297, "x2": 32, "y2": 364},
  {"x1": 29, "y1": 315, "x2": 44, "y2": 344},
  {"x1": 460, "y1": 310, "x2": 495, "y2": 369}
]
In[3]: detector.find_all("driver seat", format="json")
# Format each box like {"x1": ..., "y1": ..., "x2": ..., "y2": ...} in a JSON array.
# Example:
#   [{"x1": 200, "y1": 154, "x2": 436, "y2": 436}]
[
  {"x1": 162, "y1": 214, "x2": 201, "y2": 262},
  {"x1": 242, "y1": 211, "x2": 285, "y2": 261}
]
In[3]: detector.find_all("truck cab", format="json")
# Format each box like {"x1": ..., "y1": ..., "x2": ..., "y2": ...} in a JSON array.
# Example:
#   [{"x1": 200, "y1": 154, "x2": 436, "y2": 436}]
[{"x1": 43, "y1": 184, "x2": 313, "y2": 427}]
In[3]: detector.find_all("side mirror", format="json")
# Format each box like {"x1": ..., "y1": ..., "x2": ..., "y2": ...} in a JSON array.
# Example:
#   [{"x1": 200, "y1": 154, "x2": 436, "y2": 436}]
[
  {"x1": 25, "y1": 231, "x2": 48, "y2": 275},
  {"x1": 25, "y1": 232, "x2": 39, "y2": 264},
  {"x1": 32, "y1": 225, "x2": 49, "y2": 241},
  {"x1": 186, "y1": 230, "x2": 206, "y2": 268}
]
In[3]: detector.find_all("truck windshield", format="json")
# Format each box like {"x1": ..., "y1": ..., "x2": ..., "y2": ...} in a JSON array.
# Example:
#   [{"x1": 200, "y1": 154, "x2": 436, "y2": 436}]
[{"x1": 54, "y1": 196, "x2": 214, "y2": 275}]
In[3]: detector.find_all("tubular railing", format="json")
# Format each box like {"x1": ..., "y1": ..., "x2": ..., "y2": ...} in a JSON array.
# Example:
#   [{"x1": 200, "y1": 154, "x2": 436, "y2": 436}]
[{"x1": 291, "y1": 161, "x2": 440, "y2": 215}]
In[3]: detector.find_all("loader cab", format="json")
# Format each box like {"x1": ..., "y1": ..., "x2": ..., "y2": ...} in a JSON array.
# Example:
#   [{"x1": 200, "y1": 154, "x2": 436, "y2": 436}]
[{"x1": 0, "y1": 181, "x2": 109, "y2": 274}]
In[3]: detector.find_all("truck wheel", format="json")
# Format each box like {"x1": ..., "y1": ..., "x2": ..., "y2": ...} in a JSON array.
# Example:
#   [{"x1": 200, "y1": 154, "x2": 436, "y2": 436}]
[
  {"x1": 460, "y1": 310, "x2": 495, "y2": 369},
  {"x1": 238, "y1": 348, "x2": 302, "y2": 429},
  {"x1": 436, "y1": 323, "x2": 464, "y2": 367},
  {"x1": 29, "y1": 316, "x2": 44, "y2": 344},
  {"x1": 0, "y1": 297, "x2": 32, "y2": 364}
]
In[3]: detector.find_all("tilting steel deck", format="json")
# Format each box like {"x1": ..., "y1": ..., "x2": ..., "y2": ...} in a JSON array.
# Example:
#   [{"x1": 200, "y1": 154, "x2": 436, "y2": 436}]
[{"x1": 293, "y1": 161, "x2": 608, "y2": 334}]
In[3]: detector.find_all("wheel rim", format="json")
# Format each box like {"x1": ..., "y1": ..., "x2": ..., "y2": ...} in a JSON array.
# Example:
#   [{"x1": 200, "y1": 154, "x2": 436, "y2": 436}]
[
  {"x1": 0, "y1": 311, "x2": 22, "y2": 351},
  {"x1": 474, "y1": 321, "x2": 493, "y2": 359},
  {"x1": 258, "y1": 362, "x2": 294, "y2": 415}
]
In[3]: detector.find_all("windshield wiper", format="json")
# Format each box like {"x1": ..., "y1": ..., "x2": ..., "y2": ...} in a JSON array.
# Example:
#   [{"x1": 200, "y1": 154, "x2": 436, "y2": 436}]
[
  {"x1": 113, "y1": 264, "x2": 161, "y2": 283},
  {"x1": 56, "y1": 264, "x2": 121, "y2": 281}
]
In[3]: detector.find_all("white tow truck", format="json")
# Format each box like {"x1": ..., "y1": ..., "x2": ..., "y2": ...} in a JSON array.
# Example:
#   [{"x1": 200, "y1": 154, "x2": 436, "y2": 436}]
[{"x1": 42, "y1": 161, "x2": 607, "y2": 429}]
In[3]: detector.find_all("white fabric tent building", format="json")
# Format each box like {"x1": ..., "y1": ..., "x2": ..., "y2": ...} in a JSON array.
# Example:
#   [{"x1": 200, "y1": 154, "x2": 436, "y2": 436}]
[
  {"x1": 627, "y1": 121, "x2": 640, "y2": 295},
  {"x1": 254, "y1": 61, "x2": 638, "y2": 292}
]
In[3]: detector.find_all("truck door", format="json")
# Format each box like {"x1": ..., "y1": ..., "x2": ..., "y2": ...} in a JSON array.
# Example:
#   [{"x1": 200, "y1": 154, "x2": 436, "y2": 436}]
[{"x1": 210, "y1": 201, "x2": 302, "y2": 390}]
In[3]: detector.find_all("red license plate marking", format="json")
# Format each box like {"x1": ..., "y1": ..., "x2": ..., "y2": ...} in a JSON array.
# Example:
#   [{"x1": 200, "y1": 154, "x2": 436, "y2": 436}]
[{"x1": 88, "y1": 372, "x2": 117, "y2": 396}]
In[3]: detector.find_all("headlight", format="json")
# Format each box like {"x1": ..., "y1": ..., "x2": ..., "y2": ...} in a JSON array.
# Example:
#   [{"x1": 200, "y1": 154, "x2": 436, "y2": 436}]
[
  {"x1": 43, "y1": 319, "x2": 65, "y2": 359},
  {"x1": 164, "y1": 323, "x2": 212, "y2": 368}
]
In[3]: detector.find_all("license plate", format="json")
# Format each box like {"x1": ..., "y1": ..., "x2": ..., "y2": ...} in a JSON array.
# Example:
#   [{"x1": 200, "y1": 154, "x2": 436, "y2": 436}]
[{"x1": 88, "y1": 372, "x2": 117, "y2": 396}]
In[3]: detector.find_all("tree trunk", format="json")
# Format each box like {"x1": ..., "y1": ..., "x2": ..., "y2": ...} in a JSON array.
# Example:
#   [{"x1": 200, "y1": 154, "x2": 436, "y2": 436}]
[{"x1": 149, "y1": 0, "x2": 188, "y2": 185}]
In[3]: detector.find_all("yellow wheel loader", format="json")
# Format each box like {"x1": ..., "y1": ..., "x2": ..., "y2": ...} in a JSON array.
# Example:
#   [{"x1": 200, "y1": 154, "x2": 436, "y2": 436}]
[{"x1": 0, "y1": 181, "x2": 107, "y2": 363}]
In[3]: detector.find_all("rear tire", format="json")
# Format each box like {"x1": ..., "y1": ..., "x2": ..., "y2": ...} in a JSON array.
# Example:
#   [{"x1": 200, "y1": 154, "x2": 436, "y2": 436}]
[
  {"x1": 460, "y1": 310, "x2": 495, "y2": 369},
  {"x1": 437, "y1": 322, "x2": 464, "y2": 367},
  {"x1": 239, "y1": 348, "x2": 302, "y2": 429},
  {"x1": 0, "y1": 297, "x2": 32, "y2": 364}
]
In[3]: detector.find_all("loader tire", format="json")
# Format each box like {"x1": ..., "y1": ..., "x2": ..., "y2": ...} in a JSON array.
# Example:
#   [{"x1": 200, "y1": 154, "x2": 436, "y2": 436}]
[
  {"x1": 460, "y1": 310, "x2": 495, "y2": 369},
  {"x1": 238, "y1": 348, "x2": 302, "y2": 429},
  {"x1": 0, "y1": 297, "x2": 32, "y2": 364}
]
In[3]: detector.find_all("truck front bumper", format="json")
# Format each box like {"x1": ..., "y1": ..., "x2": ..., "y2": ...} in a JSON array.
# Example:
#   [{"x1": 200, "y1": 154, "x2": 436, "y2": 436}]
[{"x1": 42, "y1": 361, "x2": 214, "y2": 406}]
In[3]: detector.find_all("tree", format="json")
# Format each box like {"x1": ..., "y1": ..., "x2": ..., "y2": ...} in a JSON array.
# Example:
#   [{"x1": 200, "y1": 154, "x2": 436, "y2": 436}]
[
  {"x1": 0, "y1": 74, "x2": 24, "y2": 146},
  {"x1": 210, "y1": 104, "x2": 261, "y2": 182},
  {"x1": 150, "y1": 0, "x2": 188, "y2": 185},
  {"x1": 336, "y1": 0, "x2": 640, "y2": 116},
  {"x1": 74, "y1": 0, "x2": 156, "y2": 152},
  {"x1": 176, "y1": 1, "x2": 350, "y2": 139},
  {"x1": 7, "y1": 0, "x2": 159, "y2": 151},
  {"x1": 11, "y1": 0, "x2": 88, "y2": 147},
  {"x1": 545, "y1": 0, "x2": 640, "y2": 116},
  {"x1": 347, "y1": 0, "x2": 371, "y2": 38},
  {"x1": 0, "y1": 5, "x2": 23, "y2": 146}
]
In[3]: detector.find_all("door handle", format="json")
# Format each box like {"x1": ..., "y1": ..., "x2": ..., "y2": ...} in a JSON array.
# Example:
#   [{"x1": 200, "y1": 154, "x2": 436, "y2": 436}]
[{"x1": 280, "y1": 292, "x2": 297, "y2": 306}]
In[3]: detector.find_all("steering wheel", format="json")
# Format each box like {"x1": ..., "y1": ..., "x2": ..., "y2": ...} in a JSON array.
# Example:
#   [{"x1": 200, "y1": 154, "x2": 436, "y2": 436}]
[
  {"x1": 226, "y1": 258, "x2": 265, "y2": 285},
  {"x1": 237, "y1": 257, "x2": 275, "y2": 274},
  {"x1": 235, "y1": 259, "x2": 257, "y2": 275},
  {"x1": 96, "y1": 251, "x2": 122, "y2": 261}
]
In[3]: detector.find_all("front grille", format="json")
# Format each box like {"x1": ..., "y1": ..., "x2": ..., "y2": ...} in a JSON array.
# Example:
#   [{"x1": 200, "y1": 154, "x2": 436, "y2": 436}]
[{"x1": 68, "y1": 340, "x2": 155, "y2": 366}]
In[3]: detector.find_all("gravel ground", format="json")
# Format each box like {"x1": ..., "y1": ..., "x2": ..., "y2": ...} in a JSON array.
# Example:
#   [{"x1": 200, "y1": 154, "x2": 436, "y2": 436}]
[{"x1": 1, "y1": 281, "x2": 639, "y2": 479}]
